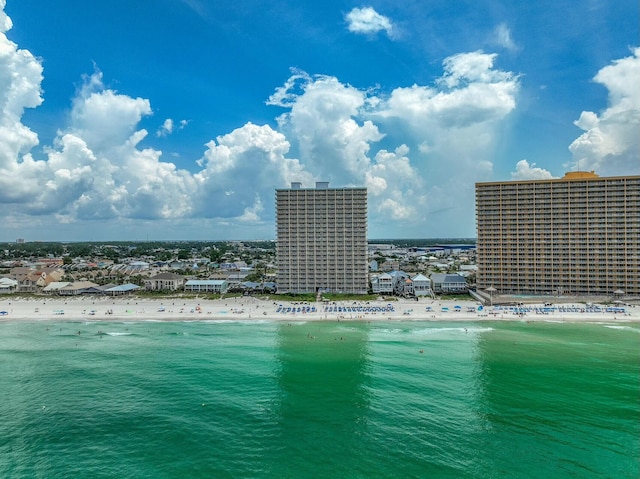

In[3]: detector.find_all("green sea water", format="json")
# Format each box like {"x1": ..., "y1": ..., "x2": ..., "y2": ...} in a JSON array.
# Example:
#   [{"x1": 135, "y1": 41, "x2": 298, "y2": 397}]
[{"x1": 0, "y1": 319, "x2": 638, "y2": 478}]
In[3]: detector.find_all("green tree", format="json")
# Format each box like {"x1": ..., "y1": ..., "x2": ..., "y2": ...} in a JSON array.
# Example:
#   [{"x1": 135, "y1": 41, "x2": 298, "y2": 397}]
[
  {"x1": 67, "y1": 244, "x2": 92, "y2": 258},
  {"x1": 209, "y1": 249, "x2": 223, "y2": 263}
]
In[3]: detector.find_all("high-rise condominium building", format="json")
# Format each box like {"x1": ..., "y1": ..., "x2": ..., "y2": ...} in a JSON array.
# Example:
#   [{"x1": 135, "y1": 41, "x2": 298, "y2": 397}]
[
  {"x1": 276, "y1": 182, "x2": 368, "y2": 294},
  {"x1": 476, "y1": 172, "x2": 640, "y2": 296}
]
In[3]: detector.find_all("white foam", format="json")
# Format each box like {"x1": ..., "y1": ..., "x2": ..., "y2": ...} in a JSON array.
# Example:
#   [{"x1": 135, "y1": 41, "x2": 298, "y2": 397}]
[
  {"x1": 603, "y1": 325, "x2": 640, "y2": 333},
  {"x1": 374, "y1": 328, "x2": 404, "y2": 335},
  {"x1": 412, "y1": 326, "x2": 493, "y2": 335}
]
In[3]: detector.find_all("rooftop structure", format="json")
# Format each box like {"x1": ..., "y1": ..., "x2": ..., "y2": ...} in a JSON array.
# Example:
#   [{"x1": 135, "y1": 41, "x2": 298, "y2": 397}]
[
  {"x1": 276, "y1": 182, "x2": 368, "y2": 294},
  {"x1": 476, "y1": 172, "x2": 640, "y2": 296}
]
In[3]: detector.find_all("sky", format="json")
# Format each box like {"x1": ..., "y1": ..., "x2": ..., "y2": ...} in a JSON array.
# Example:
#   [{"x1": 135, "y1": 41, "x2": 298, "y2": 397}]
[{"x1": 1, "y1": 0, "x2": 638, "y2": 242}]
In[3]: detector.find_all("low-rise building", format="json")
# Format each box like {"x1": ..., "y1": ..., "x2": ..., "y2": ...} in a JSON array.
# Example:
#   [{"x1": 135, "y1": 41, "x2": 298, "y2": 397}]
[
  {"x1": 411, "y1": 274, "x2": 432, "y2": 297},
  {"x1": 370, "y1": 273, "x2": 394, "y2": 294},
  {"x1": 42, "y1": 282, "x2": 72, "y2": 294},
  {"x1": 144, "y1": 272, "x2": 185, "y2": 291},
  {"x1": 225, "y1": 271, "x2": 249, "y2": 286},
  {"x1": 402, "y1": 277, "x2": 414, "y2": 296},
  {"x1": 184, "y1": 280, "x2": 228, "y2": 293},
  {"x1": 58, "y1": 281, "x2": 100, "y2": 296},
  {"x1": 430, "y1": 273, "x2": 468, "y2": 294},
  {"x1": 0, "y1": 278, "x2": 18, "y2": 294},
  {"x1": 103, "y1": 284, "x2": 140, "y2": 296}
]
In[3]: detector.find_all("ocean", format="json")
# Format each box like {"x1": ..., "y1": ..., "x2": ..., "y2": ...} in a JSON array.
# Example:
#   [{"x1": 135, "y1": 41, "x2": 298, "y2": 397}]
[{"x1": 1, "y1": 319, "x2": 638, "y2": 478}]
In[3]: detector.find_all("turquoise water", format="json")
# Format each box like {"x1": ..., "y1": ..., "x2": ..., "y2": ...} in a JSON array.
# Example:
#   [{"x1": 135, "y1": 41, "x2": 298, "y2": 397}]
[{"x1": 1, "y1": 319, "x2": 638, "y2": 478}]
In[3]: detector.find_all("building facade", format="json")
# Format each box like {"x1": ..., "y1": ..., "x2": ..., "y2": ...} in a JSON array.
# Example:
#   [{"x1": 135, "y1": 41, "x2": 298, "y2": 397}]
[
  {"x1": 276, "y1": 182, "x2": 368, "y2": 294},
  {"x1": 143, "y1": 272, "x2": 185, "y2": 291},
  {"x1": 430, "y1": 273, "x2": 468, "y2": 294},
  {"x1": 184, "y1": 279, "x2": 228, "y2": 293},
  {"x1": 476, "y1": 172, "x2": 640, "y2": 296}
]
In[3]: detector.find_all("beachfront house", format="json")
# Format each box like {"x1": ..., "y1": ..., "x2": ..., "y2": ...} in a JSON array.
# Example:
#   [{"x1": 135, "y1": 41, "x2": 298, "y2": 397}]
[
  {"x1": 78, "y1": 283, "x2": 139, "y2": 296},
  {"x1": 0, "y1": 278, "x2": 18, "y2": 294},
  {"x1": 411, "y1": 274, "x2": 433, "y2": 297},
  {"x1": 42, "y1": 282, "x2": 72, "y2": 294},
  {"x1": 430, "y1": 273, "x2": 468, "y2": 294},
  {"x1": 402, "y1": 277, "x2": 415, "y2": 297},
  {"x1": 8, "y1": 266, "x2": 65, "y2": 293},
  {"x1": 9, "y1": 266, "x2": 64, "y2": 282},
  {"x1": 144, "y1": 272, "x2": 185, "y2": 291},
  {"x1": 370, "y1": 273, "x2": 394, "y2": 294},
  {"x1": 103, "y1": 284, "x2": 141, "y2": 296},
  {"x1": 58, "y1": 281, "x2": 100, "y2": 296},
  {"x1": 390, "y1": 271, "x2": 412, "y2": 296},
  {"x1": 184, "y1": 279, "x2": 228, "y2": 293},
  {"x1": 8, "y1": 267, "x2": 35, "y2": 282},
  {"x1": 17, "y1": 276, "x2": 39, "y2": 293}
]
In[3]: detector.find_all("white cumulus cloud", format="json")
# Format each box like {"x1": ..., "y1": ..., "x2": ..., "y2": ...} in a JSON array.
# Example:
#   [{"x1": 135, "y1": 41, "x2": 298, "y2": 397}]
[
  {"x1": 156, "y1": 118, "x2": 188, "y2": 137},
  {"x1": 0, "y1": 1, "x2": 533, "y2": 239},
  {"x1": 511, "y1": 160, "x2": 555, "y2": 180},
  {"x1": 0, "y1": 7, "x2": 43, "y2": 172},
  {"x1": 156, "y1": 118, "x2": 174, "y2": 137},
  {"x1": 68, "y1": 71, "x2": 152, "y2": 153},
  {"x1": 193, "y1": 122, "x2": 313, "y2": 220},
  {"x1": 367, "y1": 146, "x2": 425, "y2": 220},
  {"x1": 569, "y1": 47, "x2": 640, "y2": 176},
  {"x1": 3, "y1": 0, "x2": 639, "y2": 242},
  {"x1": 0, "y1": 0, "x2": 12, "y2": 33},
  {"x1": 345, "y1": 7, "x2": 394, "y2": 37}
]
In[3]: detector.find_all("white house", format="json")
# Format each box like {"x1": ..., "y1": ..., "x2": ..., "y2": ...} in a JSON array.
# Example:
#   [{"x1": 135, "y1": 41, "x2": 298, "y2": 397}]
[
  {"x1": 371, "y1": 273, "x2": 394, "y2": 294},
  {"x1": 144, "y1": 272, "x2": 185, "y2": 291},
  {"x1": 184, "y1": 280, "x2": 228, "y2": 293},
  {"x1": 411, "y1": 274, "x2": 432, "y2": 297},
  {"x1": 0, "y1": 278, "x2": 18, "y2": 294},
  {"x1": 42, "y1": 282, "x2": 72, "y2": 294}
]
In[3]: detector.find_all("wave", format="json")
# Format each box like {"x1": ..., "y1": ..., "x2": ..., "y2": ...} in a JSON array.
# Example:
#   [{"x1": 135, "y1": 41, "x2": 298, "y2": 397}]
[
  {"x1": 373, "y1": 328, "x2": 404, "y2": 335},
  {"x1": 603, "y1": 325, "x2": 640, "y2": 333},
  {"x1": 370, "y1": 326, "x2": 493, "y2": 341},
  {"x1": 412, "y1": 326, "x2": 493, "y2": 335}
]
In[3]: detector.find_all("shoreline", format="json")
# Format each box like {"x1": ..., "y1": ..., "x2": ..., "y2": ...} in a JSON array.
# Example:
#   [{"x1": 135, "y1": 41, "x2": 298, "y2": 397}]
[{"x1": 1, "y1": 296, "x2": 638, "y2": 324}]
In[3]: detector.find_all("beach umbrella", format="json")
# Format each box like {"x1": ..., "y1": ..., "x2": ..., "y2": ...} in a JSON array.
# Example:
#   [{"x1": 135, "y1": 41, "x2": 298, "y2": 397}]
[{"x1": 613, "y1": 289, "x2": 625, "y2": 295}]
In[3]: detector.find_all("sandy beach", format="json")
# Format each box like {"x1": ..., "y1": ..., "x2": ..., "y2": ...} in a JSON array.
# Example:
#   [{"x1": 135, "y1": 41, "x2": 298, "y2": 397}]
[{"x1": 0, "y1": 295, "x2": 638, "y2": 323}]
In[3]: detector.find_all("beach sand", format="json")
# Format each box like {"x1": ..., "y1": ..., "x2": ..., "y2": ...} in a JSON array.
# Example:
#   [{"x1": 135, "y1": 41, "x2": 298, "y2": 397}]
[{"x1": 0, "y1": 295, "x2": 638, "y2": 323}]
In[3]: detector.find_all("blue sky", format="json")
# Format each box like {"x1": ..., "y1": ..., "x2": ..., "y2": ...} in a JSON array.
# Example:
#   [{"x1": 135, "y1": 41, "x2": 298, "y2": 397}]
[{"x1": 1, "y1": 0, "x2": 638, "y2": 242}]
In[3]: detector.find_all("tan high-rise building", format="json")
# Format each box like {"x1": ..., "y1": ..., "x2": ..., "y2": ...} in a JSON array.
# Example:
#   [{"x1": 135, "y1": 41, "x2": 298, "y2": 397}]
[
  {"x1": 476, "y1": 172, "x2": 640, "y2": 296},
  {"x1": 276, "y1": 182, "x2": 368, "y2": 294}
]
